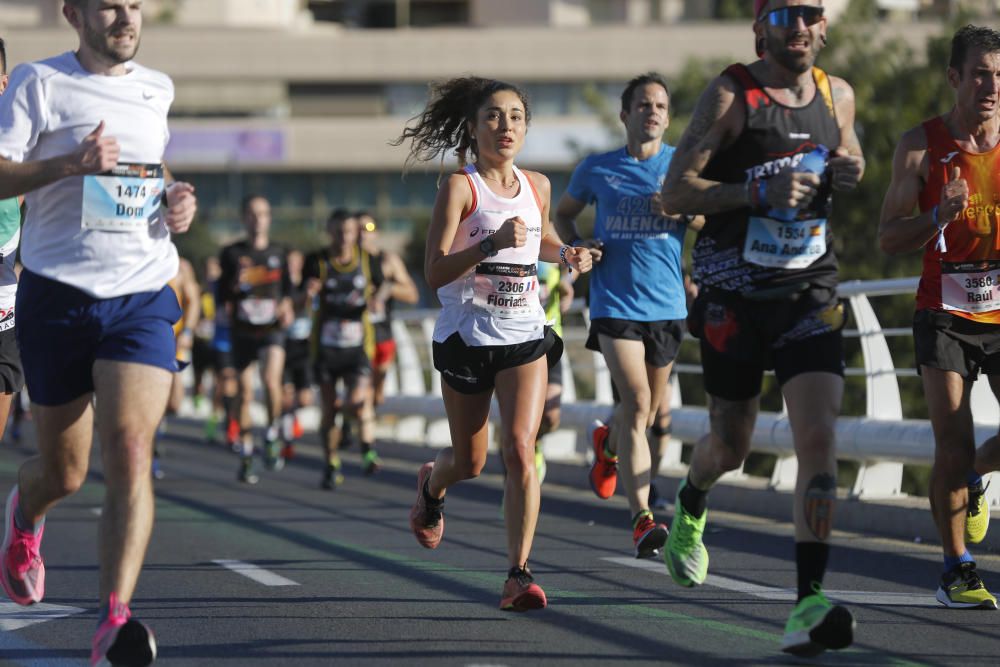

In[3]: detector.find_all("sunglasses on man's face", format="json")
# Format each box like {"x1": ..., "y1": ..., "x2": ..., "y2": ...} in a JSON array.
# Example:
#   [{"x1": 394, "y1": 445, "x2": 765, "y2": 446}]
[{"x1": 764, "y1": 5, "x2": 824, "y2": 28}]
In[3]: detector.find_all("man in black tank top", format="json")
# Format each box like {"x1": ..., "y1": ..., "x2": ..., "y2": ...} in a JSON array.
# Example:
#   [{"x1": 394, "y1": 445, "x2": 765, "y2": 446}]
[
  {"x1": 217, "y1": 195, "x2": 294, "y2": 483},
  {"x1": 305, "y1": 209, "x2": 384, "y2": 489},
  {"x1": 660, "y1": 1, "x2": 865, "y2": 657}
]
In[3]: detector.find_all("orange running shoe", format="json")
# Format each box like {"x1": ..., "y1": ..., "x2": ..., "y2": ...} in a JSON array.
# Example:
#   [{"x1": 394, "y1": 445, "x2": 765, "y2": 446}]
[
  {"x1": 632, "y1": 510, "x2": 668, "y2": 559},
  {"x1": 225, "y1": 417, "x2": 240, "y2": 449},
  {"x1": 588, "y1": 420, "x2": 617, "y2": 499},
  {"x1": 500, "y1": 565, "x2": 547, "y2": 612},
  {"x1": 409, "y1": 463, "x2": 444, "y2": 549}
]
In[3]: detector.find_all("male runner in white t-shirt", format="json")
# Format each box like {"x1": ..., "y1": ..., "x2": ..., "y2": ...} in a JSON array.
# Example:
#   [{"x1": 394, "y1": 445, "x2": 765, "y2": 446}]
[{"x1": 0, "y1": 2, "x2": 196, "y2": 665}]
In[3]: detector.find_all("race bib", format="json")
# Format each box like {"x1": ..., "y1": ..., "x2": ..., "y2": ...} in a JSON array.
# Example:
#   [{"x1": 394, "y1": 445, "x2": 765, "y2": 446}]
[
  {"x1": 743, "y1": 217, "x2": 827, "y2": 269},
  {"x1": 321, "y1": 319, "x2": 363, "y2": 348},
  {"x1": 81, "y1": 163, "x2": 164, "y2": 233},
  {"x1": 941, "y1": 261, "x2": 1000, "y2": 313},
  {"x1": 237, "y1": 297, "x2": 277, "y2": 326},
  {"x1": 288, "y1": 316, "x2": 312, "y2": 341},
  {"x1": 472, "y1": 262, "x2": 538, "y2": 318}
]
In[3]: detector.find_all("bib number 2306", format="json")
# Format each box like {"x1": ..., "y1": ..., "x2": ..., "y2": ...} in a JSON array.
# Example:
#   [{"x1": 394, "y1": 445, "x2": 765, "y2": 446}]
[
  {"x1": 82, "y1": 163, "x2": 164, "y2": 233},
  {"x1": 473, "y1": 262, "x2": 538, "y2": 318}
]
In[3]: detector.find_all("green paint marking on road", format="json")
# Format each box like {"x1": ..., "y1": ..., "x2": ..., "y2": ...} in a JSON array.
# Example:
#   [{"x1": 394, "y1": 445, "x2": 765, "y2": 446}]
[{"x1": 149, "y1": 492, "x2": 935, "y2": 666}]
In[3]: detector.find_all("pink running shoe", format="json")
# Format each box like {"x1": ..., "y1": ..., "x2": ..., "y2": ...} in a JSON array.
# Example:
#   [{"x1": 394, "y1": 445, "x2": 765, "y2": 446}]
[
  {"x1": 0, "y1": 486, "x2": 45, "y2": 605},
  {"x1": 90, "y1": 592, "x2": 157, "y2": 667}
]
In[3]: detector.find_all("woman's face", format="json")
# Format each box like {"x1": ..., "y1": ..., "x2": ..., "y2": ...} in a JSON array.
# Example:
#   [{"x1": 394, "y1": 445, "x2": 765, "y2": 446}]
[{"x1": 470, "y1": 89, "x2": 527, "y2": 162}]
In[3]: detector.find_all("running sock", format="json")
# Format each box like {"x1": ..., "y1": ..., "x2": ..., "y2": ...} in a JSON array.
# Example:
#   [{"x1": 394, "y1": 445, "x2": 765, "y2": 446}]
[
  {"x1": 422, "y1": 479, "x2": 443, "y2": 506},
  {"x1": 944, "y1": 550, "x2": 975, "y2": 573},
  {"x1": 631, "y1": 509, "x2": 653, "y2": 529},
  {"x1": 967, "y1": 470, "x2": 984, "y2": 487},
  {"x1": 679, "y1": 474, "x2": 707, "y2": 518},
  {"x1": 796, "y1": 541, "x2": 830, "y2": 602},
  {"x1": 240, "y1": 436, "x2": 254, "y2": 458},
  {"x1": 13, "y1": 505, "x2": 42, "y2": 535}
]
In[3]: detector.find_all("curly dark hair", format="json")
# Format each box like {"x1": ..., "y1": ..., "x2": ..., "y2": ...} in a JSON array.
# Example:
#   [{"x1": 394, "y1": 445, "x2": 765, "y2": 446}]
[{"x1": 393, "y1": 77, "x2": 531, "y2": 170}]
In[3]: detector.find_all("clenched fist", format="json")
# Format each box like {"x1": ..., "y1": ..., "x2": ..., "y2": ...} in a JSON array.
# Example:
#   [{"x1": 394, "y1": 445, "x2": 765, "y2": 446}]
[{"x1": 494, "y1": 216, "x2": 527, "y2": 250}]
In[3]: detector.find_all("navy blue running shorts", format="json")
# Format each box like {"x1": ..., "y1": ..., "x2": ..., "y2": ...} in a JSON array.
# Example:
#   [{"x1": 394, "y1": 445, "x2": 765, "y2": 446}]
[{"x1": 16, "y1": 269, "x2": 182, "y2": 406}]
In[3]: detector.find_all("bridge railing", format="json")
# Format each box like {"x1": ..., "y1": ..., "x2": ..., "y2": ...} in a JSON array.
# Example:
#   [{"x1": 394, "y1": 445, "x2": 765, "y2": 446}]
[{"x1": 376, "y1": 277, "x2": 1000, "y2": 508}]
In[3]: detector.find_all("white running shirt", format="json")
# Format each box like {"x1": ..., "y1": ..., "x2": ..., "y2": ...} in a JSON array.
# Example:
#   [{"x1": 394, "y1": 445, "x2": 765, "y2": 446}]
[
  {"x1": 433, "y1": 164, "x2": 546, "y2": 346},
  {"x1": 0, "y1": 51, "x2": 178, "y2": 299}
]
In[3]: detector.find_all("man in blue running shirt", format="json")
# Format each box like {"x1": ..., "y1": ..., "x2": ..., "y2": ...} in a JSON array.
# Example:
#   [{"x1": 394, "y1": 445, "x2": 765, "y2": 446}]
[{"x1": 554, "y1": 72, "x2": 702, "y2": 559}]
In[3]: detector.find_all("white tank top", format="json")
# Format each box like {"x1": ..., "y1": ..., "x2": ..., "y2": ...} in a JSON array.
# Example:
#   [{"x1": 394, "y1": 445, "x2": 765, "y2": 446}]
[{"x1": 433, "y1": 164, "x2": 546, "y2": 346}]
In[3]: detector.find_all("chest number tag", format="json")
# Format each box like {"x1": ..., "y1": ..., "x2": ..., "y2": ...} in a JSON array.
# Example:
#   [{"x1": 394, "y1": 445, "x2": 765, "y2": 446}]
[
  {"x1": 743, "y1": 217, "x2": 827, "y2": 269},
  {"x1": 82, "y1": 163, "x2": 164, "y2": 233},
  {"x1": 941, "y1": 261, "x2": 1000, "y2": 313},
  {"x1": 473, "y1": 262, "x2": 538, "y2": 318}
]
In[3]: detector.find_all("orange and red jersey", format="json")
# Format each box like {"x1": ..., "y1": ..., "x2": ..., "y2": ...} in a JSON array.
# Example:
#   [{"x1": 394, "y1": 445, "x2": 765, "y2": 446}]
[{"x1": 917, "y1": 116, "x2": 1000, "y2": 324}]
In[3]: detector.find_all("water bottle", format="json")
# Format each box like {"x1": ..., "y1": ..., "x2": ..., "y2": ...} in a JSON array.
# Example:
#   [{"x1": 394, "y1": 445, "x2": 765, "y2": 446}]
[{"x1": 769, "y1": 144, "x2": 829, "y2": 222}]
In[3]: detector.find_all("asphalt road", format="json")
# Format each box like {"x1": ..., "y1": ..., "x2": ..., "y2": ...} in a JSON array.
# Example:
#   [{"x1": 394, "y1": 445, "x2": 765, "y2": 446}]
[{"x1": 0, "y1": 417, "x2": 997, "y2": 666}]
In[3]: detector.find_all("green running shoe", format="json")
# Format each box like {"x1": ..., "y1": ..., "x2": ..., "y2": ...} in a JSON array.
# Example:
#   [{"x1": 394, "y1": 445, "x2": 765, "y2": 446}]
[
  {"x1": 363, "y1": 449, "x2": 382, "y2": 476},
  {"x1": 534, "y1": 447, "x2": 547, "y2": 485},
  {"x1": 204, "y1": 413, "x2": 218, "y2": 443},
  {"x1": 965, "y1": 479, "x2": 990, "y2": 545},
  {"x1": 781, "y1": 585, "x2": 855, "y2": 656},
  {"x1": 937, "y1": 561, "x2": 998, "y2": 609},
  {"x1": 664, "y1": 479, "x2": 708, "y2": 587}
]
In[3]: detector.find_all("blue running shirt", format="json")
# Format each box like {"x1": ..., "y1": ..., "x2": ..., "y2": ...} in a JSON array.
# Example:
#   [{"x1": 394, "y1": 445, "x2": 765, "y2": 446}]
[{"x1": 566, "y1": 145, "x2": 687, "y2": 321}]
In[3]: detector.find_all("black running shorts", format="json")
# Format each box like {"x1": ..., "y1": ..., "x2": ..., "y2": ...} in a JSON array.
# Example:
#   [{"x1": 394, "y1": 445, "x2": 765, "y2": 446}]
[
  {"x1": 433, "y1": 327, "x2": 563, "y2": 395},
  {"x1": 231, "y1": 328, "x2": 287, "y2": 372},
  {"x1": 283, "y1": 338, "x2": 314, "y2": 390},
  {"x1": 0, "y1": 328, "x2": 23, "y2": 394},
  {"x1": 913, "y1": 309, "x2": 1000, "y2": 379},
  {"x1": 315, "y1": 345, "x2": 371, "y2": 386},
  {"x1": 585, "y1": 318, "x2": 684, "y2": 368},
  {"x1": 688, "y1": 286, "x2": 845, "y2": 401}
]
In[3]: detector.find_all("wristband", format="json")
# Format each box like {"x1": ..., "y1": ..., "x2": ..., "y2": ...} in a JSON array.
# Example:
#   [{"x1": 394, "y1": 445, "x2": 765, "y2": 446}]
[
  {"x1": 559, "y1": 245, "x2": 572, "y2": 273},
  {"x1": 933, "y1": 205, "x2": 948, "y2": 253}
]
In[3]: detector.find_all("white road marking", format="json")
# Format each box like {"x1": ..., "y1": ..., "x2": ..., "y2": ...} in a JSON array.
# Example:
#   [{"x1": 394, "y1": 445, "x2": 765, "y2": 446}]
[
  {"x1": 212, "y1": 559, "x2": 299, "y2": 586},
  {"x1": 602, "y1": 556, "x2": 937, "y2": 607},
  {"x1": 0, "y1": 601, "x2": 87, "y2": 631},
  {"x1": 90, "y1": 507, "x2": 101, "y2": 516}
]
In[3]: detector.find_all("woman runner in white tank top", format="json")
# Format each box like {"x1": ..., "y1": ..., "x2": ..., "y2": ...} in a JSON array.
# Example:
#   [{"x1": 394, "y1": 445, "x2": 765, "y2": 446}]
[{"x1": 394, "y1": 77, "x2": 591, "y2": 611}]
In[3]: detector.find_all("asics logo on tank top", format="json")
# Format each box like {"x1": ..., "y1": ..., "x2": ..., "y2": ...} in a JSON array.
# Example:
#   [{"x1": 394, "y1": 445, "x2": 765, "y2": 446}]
[{"x1": 941, "y1": 151, "x2": 960, "y2": 164}]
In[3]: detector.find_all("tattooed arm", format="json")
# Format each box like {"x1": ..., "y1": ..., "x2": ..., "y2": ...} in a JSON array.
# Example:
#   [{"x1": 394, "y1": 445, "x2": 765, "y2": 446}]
[
  {"x1": 661, "y1": 74, "x2": 746, "y2": 216},
  {"x1": 828, "y1": 76, "x2": 865, "y2": 191}
]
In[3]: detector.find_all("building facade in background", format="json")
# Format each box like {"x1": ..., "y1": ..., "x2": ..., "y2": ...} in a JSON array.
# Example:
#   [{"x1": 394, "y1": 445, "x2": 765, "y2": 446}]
[{"x1": 0, "y1": 0, "x2": 985, "y2": 243}]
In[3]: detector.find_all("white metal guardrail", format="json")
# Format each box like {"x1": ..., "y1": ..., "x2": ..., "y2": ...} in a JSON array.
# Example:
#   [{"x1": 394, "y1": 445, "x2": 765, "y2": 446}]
[{"x1": 376, "y1": 277, "x2": 1000, "y2": 507}]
